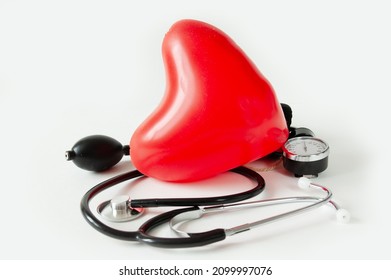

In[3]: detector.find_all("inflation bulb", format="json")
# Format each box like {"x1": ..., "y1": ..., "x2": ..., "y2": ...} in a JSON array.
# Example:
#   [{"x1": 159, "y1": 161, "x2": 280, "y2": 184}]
[{"x1": 65, "y1": 135, "x2": 129, "y2": 171}]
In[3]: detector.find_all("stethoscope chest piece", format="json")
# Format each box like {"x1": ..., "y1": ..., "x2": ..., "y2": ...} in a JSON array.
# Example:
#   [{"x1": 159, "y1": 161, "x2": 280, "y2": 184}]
[{"x1": 97, "y1": 195, "x2": 145, "y2": 222}]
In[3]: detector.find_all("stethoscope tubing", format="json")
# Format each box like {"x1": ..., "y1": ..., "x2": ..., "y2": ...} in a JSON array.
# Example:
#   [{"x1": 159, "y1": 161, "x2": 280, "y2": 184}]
[
  {"x1": 80, "y1": 169, "x2": 142, "y2": 241},
  {"x1": 131, "y1": 166, "x2": 265, "y2": 207},
  {"x1": 80, "y1": 166, "x2": 265, "y2": 242}
]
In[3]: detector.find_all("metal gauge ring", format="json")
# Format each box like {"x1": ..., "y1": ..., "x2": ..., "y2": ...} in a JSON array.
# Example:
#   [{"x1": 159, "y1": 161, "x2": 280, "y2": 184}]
[{"x1": 282, "y1": 136, "x2": 330, "y2": 177}]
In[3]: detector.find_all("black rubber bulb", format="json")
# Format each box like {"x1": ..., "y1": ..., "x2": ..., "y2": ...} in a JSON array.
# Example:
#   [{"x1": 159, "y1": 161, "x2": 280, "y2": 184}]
[{"x1": 65, "y1": 135, "x2": 130, "y2": 171}]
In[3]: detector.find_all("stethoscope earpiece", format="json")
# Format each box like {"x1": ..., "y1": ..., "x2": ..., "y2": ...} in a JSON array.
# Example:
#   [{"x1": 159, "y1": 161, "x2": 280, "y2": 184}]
[
  {"x1": 336, "y1": 208, "x2": 351, "y2": 223},
  {"x1": 297, "y1": 177, "x2": 312, "y2": 189},
  {"x1": 65, "y1": 135, "x2": 129, "y2": 171},
  {"x1": 298, "y1": 177, "x2": 350, "y2": 224}
]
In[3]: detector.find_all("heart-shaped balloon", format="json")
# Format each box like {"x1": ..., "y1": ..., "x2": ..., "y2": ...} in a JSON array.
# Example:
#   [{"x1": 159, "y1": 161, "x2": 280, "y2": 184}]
[{"x1": 130, "y1": 19, "x2": 288, "y2": 182}]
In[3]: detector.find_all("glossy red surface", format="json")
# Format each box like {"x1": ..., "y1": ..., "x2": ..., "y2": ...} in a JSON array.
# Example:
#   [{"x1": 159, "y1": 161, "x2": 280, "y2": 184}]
[{"x1": 130, "y1": 19, "x2": 288, "y2": 182}]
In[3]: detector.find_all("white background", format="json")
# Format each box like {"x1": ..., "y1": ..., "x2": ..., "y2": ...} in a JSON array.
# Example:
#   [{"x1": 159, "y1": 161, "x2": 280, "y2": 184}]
[{"x1": 0, "y1": 0, "x2": 390, "y2": 261}]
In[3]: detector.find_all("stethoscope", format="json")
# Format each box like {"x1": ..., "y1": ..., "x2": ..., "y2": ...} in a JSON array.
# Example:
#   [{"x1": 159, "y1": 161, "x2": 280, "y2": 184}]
[
  {"x1": 68, "y1": 105, "x2": 350, "y2": 248},
  {"x1": 79, "y1": 166, "x2": 349, "y2": 248},
  {"x1": 80, "y1": 167, "x2": 265, "y2": 242}
]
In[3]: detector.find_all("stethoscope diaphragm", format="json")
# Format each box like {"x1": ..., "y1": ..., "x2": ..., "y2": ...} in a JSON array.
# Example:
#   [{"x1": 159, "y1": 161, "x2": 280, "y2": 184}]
[{"x1": 97, "y1": 195, "x2": 145, "y2": 222}]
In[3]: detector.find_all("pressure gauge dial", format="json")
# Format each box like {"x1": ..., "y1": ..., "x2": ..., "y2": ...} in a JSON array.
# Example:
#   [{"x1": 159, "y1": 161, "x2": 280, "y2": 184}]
[{"x1": 282, "y1": 136, "x2": 330, "y2": 177}]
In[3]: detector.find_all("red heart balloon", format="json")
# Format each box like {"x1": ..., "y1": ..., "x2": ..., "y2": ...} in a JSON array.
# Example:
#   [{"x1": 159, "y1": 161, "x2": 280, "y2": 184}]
[{"x1": 130, "y1": 19, "x2": 288, "y2": 182}]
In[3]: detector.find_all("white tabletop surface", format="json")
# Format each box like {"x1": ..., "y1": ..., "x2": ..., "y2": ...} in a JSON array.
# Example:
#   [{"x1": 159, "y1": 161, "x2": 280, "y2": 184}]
[{"x1": 1, "y1": 0, "x2": 390, "y2": 260}]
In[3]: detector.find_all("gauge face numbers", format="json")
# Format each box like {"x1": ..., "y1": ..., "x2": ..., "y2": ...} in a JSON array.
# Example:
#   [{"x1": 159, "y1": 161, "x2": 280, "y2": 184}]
[{"x1": 285, "y1": 138, "x2": 327, "y2": 157}]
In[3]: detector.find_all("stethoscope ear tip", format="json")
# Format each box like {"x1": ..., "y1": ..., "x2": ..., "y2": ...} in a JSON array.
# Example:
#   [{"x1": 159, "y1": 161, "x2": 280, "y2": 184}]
[
  {"x1": 297, "y1": 177, "x2": 312, "y2": 189},
  {"x1": 336, "y1": 208, "x2": 351, "y2": 223},
  {"x1": 296, "y1": 177, "x2": 351, "y2": 224}
]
